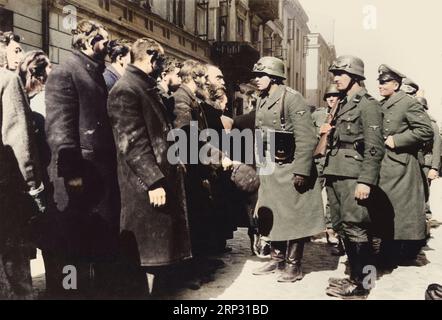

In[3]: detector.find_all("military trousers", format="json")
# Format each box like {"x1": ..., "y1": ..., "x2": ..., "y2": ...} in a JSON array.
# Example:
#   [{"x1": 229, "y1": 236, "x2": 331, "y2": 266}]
[
  {"x1": 325, "y1": 176, "x2": 371, "y2": 243},
  {"x1": 422, "y1": 167, "x2": 432, "y2": 219}
]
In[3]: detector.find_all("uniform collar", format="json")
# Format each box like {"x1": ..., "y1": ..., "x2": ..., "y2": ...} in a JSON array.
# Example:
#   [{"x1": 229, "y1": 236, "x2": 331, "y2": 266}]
[
  {"x1": 258, "y1": 85, "x2": 285, "y2": 110},
  {"x1": 337, "y1": 88, "x2": 367, "y2": 117},
  {"x1": 381, "y1": 90, "x2": 406, "y2": 109}
]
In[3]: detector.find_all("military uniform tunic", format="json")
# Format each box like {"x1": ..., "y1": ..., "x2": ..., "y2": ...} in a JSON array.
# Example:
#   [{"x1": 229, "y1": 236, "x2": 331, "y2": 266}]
[
  {"x1": 254, "y1": 85, "x2": 325, "y2": 242},
  {"x1": 379, "y1": 90, "x2": 434, "y2": 240},
  {"x1": 323, "y1": 88, "x2": 385, "y2": 242}
]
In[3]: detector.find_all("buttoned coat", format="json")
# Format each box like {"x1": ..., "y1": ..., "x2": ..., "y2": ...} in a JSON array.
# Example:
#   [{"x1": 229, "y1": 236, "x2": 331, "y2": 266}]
[
  {"x1": 108, "y1": 65, "x2": 192, "y2": 266},
  {"x1": 254, "y1": 85, "x2": 325, "y2": 241},
  {"x1": 379, "y1": 90, "x2": 434, "y2": 240},
  {"x1": 323, "y1": 88, "x2": 385, "y2": 185},
  {"x1": 45, "y1": 50, "x2": 120, "y2": 259}
]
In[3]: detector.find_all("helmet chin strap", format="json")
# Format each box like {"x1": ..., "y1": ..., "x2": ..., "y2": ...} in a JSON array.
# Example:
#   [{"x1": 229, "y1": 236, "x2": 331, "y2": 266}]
[{"x1": 341, "y1": 77, "x2": 357, "y2": 96}]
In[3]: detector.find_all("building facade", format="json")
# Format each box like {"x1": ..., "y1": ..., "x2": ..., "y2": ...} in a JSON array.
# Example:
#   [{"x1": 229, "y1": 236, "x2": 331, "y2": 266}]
[
  {"x1": 305, "y1": 32, "x2": 336, "y2": 107},
  {"x1": 1, "y1": 0, "x2": 334, "y2": 104},
  {"x1": 1, "y1": 0, "x2": 212, "y2": 64}
]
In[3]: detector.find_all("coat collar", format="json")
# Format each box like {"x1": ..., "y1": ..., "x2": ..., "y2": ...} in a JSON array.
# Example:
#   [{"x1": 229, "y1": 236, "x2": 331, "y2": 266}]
[
  {"x1": 125, "y1": 64, "x2": 158, "y2": 89},
  {"x1": 179, "y1": 84, "x2": 198, "y2": 103},
  {"x1": 105, "y1": 64, "x2": 121, "y2": 79},
  {"x1": 380, "y1": 90, "x2": 406, "y2": 109},
  {"x1": 125, "y1": 65, "x2": 170, "y2": 125},
  {"x1": 337, "y1": 88, "x2": 367, "y2": 117},
  {"x1": 258, "y1": 85, "x2": 285, "y2": 111},
  {"x1": 73, "y1": 50, "x2": 106, "y2": 76}
]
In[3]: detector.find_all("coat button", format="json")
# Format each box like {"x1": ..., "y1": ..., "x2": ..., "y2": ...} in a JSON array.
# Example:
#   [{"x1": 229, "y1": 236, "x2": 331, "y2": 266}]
[
  {"x1": 273, "y1": 120, "x2": 277, "y2": 124},
  {"x1": 386, "y1": 120, "x2": 391, "y2": 123},
  {"x1": 385, "y1": 128, "x2": 389, "y2": 132}
]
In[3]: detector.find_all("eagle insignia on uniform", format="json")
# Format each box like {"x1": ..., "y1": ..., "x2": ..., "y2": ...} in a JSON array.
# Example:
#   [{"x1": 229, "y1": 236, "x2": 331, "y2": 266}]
[
  {"x1": 296, "y1": 111, "x2": 306, "y2": 116},
  {"x1": 369, "y1": 125, "x2": 380, "y2": 131}
]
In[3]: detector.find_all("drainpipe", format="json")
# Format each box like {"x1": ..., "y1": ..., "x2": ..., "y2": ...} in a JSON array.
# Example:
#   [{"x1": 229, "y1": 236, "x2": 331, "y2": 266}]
[{"x1": 42, "y1": 0, "x2": 50, "y2": 54}]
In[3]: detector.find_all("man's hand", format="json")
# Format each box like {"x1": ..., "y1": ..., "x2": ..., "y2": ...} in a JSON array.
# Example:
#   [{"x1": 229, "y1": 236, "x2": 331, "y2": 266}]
[
  {"x1": 67, "y1": 177, "x2": 83, "y2": 188},
  {"x1": 148, "y1": 188, "x2": 166, "y2": 207},
  {"x1": 320, "y1": 124, "x2": 334, "y2": 135},
  {"x1": 294, "y1": 175, "x2": 306, "y2": 188},
  {"x1": 428, "y1": 169, "x2": 439, "y2": 181},
  {"x1": 385, "y1": 136, "x2": 395, "y2": 149},
  {"x1": 222, "y1": 157, "x2": 233, "y2": 171},
  {"x1": 355, "y1": 183, "x2": 371, "y2": 200}
]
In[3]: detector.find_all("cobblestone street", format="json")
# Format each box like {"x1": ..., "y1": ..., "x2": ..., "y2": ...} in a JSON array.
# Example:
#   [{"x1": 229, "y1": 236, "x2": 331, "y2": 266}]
[{"x1": 32, "y1": 180, "x2": 442, "y2": 300}]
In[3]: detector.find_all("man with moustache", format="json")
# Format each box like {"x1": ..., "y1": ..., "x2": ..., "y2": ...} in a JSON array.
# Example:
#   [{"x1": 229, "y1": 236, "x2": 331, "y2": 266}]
[
  {"x1": 45, "y1": 20, "x2": 120, "y2": 297},
  {"x1": 157, "y1": 56, "x2": 183, "y2": 123},
  {"x1": 322, "y1": 56, "x2": 385, "y2": 299}
]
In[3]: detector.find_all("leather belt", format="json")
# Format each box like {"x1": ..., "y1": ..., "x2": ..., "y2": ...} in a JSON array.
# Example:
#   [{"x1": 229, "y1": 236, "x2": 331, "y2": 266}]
[{"x1": 337, "y1": 142, "x2": 355, "y2": 150}]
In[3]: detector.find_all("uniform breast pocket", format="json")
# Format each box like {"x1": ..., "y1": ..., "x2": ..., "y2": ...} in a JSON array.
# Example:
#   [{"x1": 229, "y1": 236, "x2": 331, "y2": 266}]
[{"x1": 339, "y1": 113, "x2": 361, "y2": 137}]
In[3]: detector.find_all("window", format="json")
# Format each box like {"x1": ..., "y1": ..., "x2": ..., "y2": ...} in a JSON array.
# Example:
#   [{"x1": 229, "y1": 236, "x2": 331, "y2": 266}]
[
  {"x1": 237, "y1": 17, "x2": 244, "y2": 41},
  {"x1": 296, "y1": 28, "x2": 300, "y2": 51},
  {"x1": 302, "y1": 77, "x2": 305, "y2": 96},
  {"x1": 162, "y1": 27, "x2": 170, "y2": 39},
  {"x1": 196, "y1": 0, "x2": 208, "y2": 40},
  {"x1": 0, "y1": 8, "x2": 13, "y2": 32},
  {"x1": 219, "y1": 16, "x2": 227, "y2": 42},
  {"x1": 296, "y1": 73, "x2": 299, "y2": 91},
  {"x1": 99, "y1": 0, "x2": 110, "y2": 11},
  {"x1": 252, "y1": 28, "x2": 259, "y2": 43},
  {"x1": 144, "y1": 18, "x2": 153, "y2": 31},
  {"x1": 167, "y1": 0, "x2": 185, "y2": 28}
]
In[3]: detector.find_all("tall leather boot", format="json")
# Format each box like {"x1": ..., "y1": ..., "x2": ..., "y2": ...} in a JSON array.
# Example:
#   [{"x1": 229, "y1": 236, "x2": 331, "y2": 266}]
[
  {"x1": 326, "y1": 242, "x2": 371, "y2": 299},
  {"x1": 277, "y1": 239, "x2": 305, "y2": 283},
  {"x1": 252, "y1": 241, "x2": 286, "y2": 275}
]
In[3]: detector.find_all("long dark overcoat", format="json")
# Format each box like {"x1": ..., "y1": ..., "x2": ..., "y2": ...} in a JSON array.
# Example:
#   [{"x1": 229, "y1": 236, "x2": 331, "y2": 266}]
[
  {"x1": 45, "y1": 50, "x2": 120, "y2": 259},
  {"x1": 108, "y1": 65, "x2": 192, "y2": 266},
  {"x1": 254, "y1": 85, "x2": 325, "y2": 241},
  {"x1": 379, "y1": 91, "x2": 434, "y2": 240}
]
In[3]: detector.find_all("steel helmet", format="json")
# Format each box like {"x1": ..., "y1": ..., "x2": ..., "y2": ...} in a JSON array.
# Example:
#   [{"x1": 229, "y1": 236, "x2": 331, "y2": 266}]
[
  {"x1": 252, "y1": 56, "x2": 286, "y2": 80},
  {"x1": 329, "y1": 55, "x2": 365, "y2": 80}
]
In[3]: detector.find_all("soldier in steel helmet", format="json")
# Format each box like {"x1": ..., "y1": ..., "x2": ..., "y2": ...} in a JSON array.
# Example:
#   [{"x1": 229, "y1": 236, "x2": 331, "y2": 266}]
[
  {"x1": 322, "y1": 55, "x2": 385, "y2": 299},
  {"x1": 312, "y1": 84, "x2": 346, "y2": 255},
  {"x1": 251, "y1": 56, "x2": 325, "y2": 283}
]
